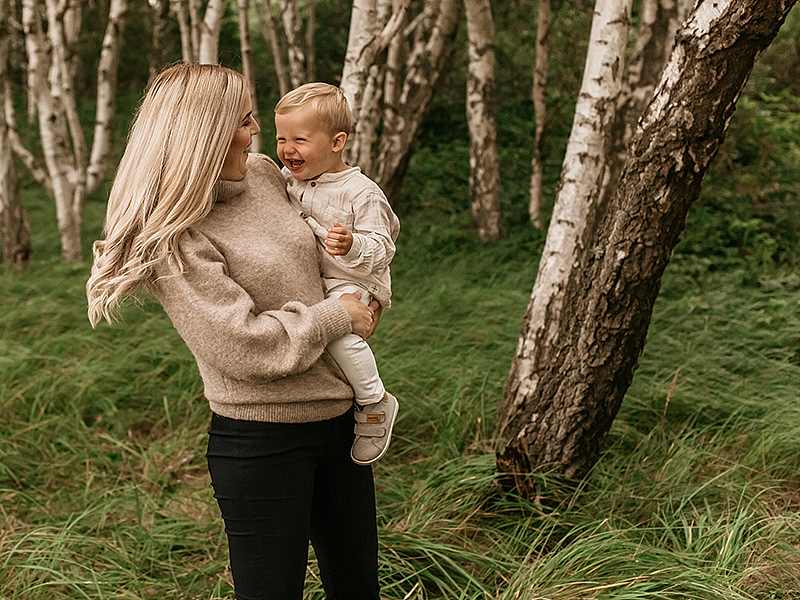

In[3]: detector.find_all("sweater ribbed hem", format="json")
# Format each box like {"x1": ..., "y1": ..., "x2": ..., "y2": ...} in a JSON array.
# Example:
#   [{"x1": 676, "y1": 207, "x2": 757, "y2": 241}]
[
  {"x1": 311, "y1": 296, "x2": 352, "y2": 343},
  {"x1": 209, "y1": 398, "x2": 352, "y2": 423}
]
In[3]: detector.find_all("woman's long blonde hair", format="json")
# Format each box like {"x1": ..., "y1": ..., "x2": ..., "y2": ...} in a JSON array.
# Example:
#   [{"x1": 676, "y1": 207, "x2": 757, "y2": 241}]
[{"x1": 86, "y1": 63, "x2": 248, "y2": 328}]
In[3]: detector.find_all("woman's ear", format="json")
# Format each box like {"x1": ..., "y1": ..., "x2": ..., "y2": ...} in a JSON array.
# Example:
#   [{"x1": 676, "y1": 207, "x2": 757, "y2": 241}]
[{"x1": 332, "y1": 132, "x2": 348, "y2": 153}]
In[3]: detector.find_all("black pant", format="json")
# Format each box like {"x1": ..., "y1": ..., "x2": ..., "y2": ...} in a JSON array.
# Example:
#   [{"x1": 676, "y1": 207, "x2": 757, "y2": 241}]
[{"x1": 206, "y1": 409, "x2": 380, "y2": 600}]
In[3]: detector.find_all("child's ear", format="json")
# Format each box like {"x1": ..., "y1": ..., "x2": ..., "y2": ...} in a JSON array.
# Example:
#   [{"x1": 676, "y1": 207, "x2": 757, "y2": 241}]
[{"x1": 332, "y1": 132, "x2": 348, "y2": 153}]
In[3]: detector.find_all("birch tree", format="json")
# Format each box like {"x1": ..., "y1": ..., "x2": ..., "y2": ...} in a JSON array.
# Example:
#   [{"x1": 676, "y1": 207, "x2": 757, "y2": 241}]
[
  {"x1": 340, "y1": 0, "x2": 409, "y2": 169},
  {"x1": 238, "y1": 0, "x2": 262, "y2": 152},
  {"x1": 528, "y1": 0, "x2": 551, "y2": 229},
  {"x1": 0, "y1": 0, "x2": 31, "y2": 267},
  {"x1": 496, "y1": 0, "x2": 796, "y2": 494},
  {"x1": 465, "y1": 0, "x2": 501, "y2": 240},
  {"x1": 256, "y1": 0, "x2": 289, "y2": 95},
  {"x1": 17, "y1": 0, "x2": 128, "y2": 261},
  {"x1": 499, "y1": 0, "x2": 632, "y2": 431},
  {"x1": 255, "y1": 0, "x2": 317, "y2": 94},
  {"x1": 199, "y1": 0, "x2": 225, "y2": 63},
  {"x1": 170, "y1": 0, "x2": 225, "y2": 64},
  {"x1": 606, "y1": 0, "x2": 682, "y2": 186},
  {"x1": 382, "y1": 0, "x2": 460, "y2": 198},
  {"x1": 341, "y1": 0, "x2": 459, "y2": 199},
  {"x1": 149, "y1": 0, "x2": 172, "y2": 79}
]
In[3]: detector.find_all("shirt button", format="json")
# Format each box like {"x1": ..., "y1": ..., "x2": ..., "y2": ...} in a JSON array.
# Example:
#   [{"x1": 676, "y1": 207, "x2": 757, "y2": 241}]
[{"x1": 310, "y1": 182, "x2": 316, "y2": 187}]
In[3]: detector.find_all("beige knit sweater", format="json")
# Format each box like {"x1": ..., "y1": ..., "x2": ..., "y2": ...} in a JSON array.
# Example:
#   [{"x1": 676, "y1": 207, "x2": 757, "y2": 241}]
[{"x1": 151, "y1": 153, "x2": 355, "y2": 423}]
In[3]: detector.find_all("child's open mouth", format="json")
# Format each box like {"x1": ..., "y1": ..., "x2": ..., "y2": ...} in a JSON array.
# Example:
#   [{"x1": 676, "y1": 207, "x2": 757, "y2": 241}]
[{"x1": 286, "y1": 159, "x2": 304, "y2": 170}]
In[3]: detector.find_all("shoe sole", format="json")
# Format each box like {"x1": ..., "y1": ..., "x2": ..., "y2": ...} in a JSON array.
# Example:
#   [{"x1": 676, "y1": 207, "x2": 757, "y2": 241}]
[{"x1": 351, "y1": 397, "x2": 399, "y2": 465}]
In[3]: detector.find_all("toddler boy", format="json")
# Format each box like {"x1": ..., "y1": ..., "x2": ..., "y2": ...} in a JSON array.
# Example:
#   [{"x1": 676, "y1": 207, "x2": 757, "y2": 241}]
[{"x1": 275, "y1": 82, "x2": 400, "y2": 465}]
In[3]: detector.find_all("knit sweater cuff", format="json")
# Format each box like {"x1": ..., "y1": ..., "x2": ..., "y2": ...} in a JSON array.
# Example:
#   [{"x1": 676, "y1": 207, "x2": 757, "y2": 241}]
[{"x1": 311, "y1": 296, "x2": 352, "y2": 343}]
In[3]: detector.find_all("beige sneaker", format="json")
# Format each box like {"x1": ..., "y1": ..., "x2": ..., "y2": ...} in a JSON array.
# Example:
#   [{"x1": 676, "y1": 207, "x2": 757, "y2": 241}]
[{"x1": 351, "y1": 393, "x2": 399, "y2": 465}]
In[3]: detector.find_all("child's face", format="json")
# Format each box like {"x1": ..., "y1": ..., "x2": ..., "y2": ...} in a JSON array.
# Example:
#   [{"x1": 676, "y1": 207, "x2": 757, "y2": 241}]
[{"x1": 275, "y1": 106, "x2": 346, "y2": 180}]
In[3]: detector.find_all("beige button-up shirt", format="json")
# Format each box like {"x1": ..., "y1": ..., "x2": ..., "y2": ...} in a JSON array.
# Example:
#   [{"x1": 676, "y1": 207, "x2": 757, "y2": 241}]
[{"x1": 282, "y1": 166, "x2": 401, "y2": 309}]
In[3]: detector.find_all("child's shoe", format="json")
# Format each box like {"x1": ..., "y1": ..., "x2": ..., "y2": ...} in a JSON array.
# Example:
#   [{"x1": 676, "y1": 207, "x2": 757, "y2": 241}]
[{"x1": 351, "y1": 393, "x2": 399, "y2": 465}]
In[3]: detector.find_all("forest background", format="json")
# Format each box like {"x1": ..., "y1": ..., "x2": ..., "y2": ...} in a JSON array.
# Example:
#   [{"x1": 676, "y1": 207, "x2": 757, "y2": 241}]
[{"x1": 1, "y1": 1, "x2": 800, "y2": 598}]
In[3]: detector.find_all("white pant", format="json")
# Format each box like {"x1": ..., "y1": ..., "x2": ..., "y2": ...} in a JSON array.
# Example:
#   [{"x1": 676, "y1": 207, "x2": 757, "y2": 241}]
[{"x1": 325, "y1": 282, "x2": 386, "y2": 405}]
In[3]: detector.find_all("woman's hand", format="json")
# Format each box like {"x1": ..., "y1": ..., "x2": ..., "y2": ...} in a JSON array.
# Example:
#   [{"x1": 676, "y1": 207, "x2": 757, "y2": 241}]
[
  {"x1": 338, "y1": 292, "x2": 373, "y2": 338},
  {"x1": 364, "y1": 299, "x2": 382, "y2": 339}
]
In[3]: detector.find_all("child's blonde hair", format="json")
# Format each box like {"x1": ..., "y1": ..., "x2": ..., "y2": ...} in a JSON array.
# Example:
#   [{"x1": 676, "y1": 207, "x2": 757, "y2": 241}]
[{"x1": 275, "y1": 82, "x2": 354, "y2": 135}]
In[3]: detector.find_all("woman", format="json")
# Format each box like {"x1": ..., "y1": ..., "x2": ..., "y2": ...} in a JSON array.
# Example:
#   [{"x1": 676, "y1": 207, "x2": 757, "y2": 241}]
[{"x1": 86, "y1": 63, "x2": 381, "y2": 599}]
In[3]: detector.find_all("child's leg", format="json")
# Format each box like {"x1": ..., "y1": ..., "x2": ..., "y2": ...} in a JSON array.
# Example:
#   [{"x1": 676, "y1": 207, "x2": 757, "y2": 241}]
[{"x1": 325, "y1": 283, "x2": 386, "y2": 406}]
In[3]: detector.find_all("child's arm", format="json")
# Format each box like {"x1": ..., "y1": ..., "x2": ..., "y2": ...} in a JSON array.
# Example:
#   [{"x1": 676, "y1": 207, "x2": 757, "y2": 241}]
[{"x1": 324, "y1": 189, "x2": 399, "y2": 275}]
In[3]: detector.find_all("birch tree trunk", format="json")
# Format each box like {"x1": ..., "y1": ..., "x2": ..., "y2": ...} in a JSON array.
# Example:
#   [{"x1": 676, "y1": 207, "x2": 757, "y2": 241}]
[
  {"x1": 45, "y1": 0, "x2": 88, "y2": 230},
  {"x1": 172, "y1": 0, "x2": 195, "y2": 62},
  {"x1": 465, "y1": 0, "x2": 501, "y2": 241},
  {"x1": 376, "y1": 0, "x2": 460, "y2": 199},
  {"x1": 149, "y1": 0, "x2": 171, "y2": 79},
  {"x1": 87, "y1": 0, "x2": 128, "y2": 193},
  {"x1": 496, "y1": 0, "x2": 796, "y2": 493},
  {"x1": 18, "y1": 0, "x2": 129, "y2": 260},
  {"x1": 498, "y1": 0, "x2": 632, "y2": 397},
  {"x1": 620, "y1": 0, "x2": 680, "y2": 149},
  {"x1": 341, "y1": 0, "x2": 380, "y2": 122},
  {"x1": 305, "y1": 0, "x2": 316, "y2": 81},
  {"x1": 22, "y1": 0, "x2": 82, "y2": 261},
  {"x1": 0, "y1": 4, "x2": 31, "y2": 267},
  {"x1": 199, "y1": 0, "x2": 225, "y2": 64},
  {"x1": 529, "y1": 0, "x2": 550, "y2": 229},
  {"x1": 279, "y1": 0, "x2": 306, "y2": 86},
  {"x1": 256, "y1": 0, "x2": 290, "y2": 96},
  {"x1": 238, "y1": 0, "x2": 262, "y2": 152}
]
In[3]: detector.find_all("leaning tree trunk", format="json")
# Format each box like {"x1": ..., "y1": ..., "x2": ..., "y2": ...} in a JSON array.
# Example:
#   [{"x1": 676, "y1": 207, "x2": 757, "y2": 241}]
[
  {"x1": 496, "y1": 0, "x2": 796, "y2": 495},
  {"x1": 0, "y1": 3, "x2": 31, "y2": 267},
  {"x1": 305, "y1": 0, "x2": 316, "y2": 81},
  {"x1": 528, "y1": 0, "x2": 551, "y2": 230},
  {"x1": 199, "y1": 0, "x2": 225, "y2": 64},
  {"x1": 465, "y1": 0, "x2": 501, "y2": 241},
  {"x1": 499, "y1": 0, "x2": 632, "y2": 439}
]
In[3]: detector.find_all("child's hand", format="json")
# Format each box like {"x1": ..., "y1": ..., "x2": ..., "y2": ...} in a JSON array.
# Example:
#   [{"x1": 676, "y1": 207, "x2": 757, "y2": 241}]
[{"x1": 324, "y1": 224, "x2": 353, "y2": 256}]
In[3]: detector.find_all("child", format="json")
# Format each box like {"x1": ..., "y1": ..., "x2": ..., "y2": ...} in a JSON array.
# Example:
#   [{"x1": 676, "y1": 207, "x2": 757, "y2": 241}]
[{"x1": 274, "y1": 82, "x2": 400, "y2": 465}]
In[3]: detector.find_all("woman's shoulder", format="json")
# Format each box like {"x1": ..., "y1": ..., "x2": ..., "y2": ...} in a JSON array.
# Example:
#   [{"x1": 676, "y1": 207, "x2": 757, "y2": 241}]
[{"x1": 246, "y1": 153, "x2": 281, "y2": 177}]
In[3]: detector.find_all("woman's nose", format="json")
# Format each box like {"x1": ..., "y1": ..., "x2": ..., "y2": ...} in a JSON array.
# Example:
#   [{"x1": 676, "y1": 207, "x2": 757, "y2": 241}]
[{"x1": 250, "y1": 117, "x2": 261, "y2": 135}]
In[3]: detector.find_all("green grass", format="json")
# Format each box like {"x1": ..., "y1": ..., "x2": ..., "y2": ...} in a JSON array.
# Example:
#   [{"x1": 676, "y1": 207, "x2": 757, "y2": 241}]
[{"x1": 2, "y1": 179, "x2": 800, "y2": 598}]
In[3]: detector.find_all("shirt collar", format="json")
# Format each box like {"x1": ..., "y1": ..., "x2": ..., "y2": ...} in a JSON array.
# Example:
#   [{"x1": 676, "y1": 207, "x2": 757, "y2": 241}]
[{"x1": 311, "y1": 166, "x2": 361, "y2": 184}]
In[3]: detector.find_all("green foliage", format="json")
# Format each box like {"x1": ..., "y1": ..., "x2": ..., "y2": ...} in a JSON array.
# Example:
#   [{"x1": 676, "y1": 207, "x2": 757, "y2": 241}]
[
  {"x1": 2, "y1": 190, "x2": 800, "y2": 597},
  {"x1": 2, "y1": 3, "x2": 800, "y2": 598}
]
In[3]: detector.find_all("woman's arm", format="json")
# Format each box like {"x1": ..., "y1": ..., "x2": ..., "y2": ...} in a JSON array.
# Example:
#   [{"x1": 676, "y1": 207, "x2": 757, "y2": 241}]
[{"x1": 153, "y1": 229, "x2": 354, "y2": 383}]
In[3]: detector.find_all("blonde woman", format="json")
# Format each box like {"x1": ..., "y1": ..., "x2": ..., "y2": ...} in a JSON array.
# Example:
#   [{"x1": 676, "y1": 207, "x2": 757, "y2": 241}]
[{"x1": 86, "y1": 63, "x2": 381, "y2": 599}]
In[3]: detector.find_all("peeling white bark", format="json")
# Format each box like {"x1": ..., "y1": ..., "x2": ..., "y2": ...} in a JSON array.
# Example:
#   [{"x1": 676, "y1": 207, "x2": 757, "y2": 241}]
[
  {"x1": 502, "y1": 0, "x2": 633, "y2": 431},
  {"x1": 497, "y1": 0, "x2": 796, "y2": 490}
]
